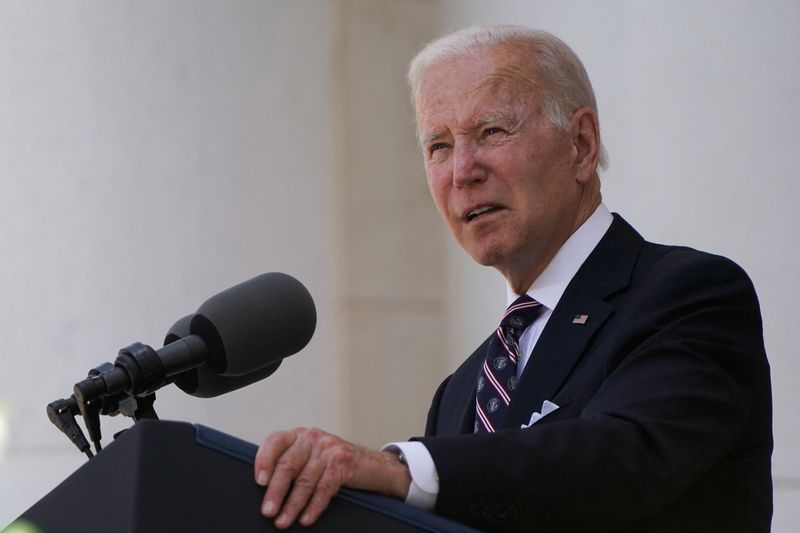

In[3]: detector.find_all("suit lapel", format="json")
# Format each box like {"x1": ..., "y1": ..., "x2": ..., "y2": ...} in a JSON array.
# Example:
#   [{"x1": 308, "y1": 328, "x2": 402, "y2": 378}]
[
  {"x1": 502, "y1": 215, "x2": 644, "y2": 430},
  {"x1": 504, "y1": 284, "x2": 611, "y2": 428}
]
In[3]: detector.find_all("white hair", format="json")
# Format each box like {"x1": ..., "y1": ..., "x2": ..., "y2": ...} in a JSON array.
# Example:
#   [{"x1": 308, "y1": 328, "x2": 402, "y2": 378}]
[{"x1": 408, "y1": 25, "x2": 607, "y2": 170}]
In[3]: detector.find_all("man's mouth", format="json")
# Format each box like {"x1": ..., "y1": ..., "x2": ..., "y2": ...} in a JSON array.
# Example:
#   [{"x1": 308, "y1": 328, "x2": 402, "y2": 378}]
[{"x1": 465, "y1": 205, "x2": 502, "y2": 222}]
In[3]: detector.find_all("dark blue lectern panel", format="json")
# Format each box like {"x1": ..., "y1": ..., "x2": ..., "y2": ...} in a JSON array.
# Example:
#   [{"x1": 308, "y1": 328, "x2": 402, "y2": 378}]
[{"x1": 16, "y1": 420, "x2": 480, "y2": 533}]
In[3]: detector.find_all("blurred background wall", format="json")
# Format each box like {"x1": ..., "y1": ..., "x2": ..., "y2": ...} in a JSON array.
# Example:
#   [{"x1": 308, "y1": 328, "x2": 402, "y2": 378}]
[{"x1": 1, "y1": 1, "x2": 797, "y2": 530}]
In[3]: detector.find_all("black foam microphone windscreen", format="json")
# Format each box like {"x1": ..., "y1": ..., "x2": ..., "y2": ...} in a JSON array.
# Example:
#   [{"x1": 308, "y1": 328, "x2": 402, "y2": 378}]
[
  {"x1": 165, "y1": 315, "x2": 283, "y2": 398},
  {"x1": 160, "y1": 272, "x2": 315, "y2": 398},
  {"x1": 189, "y1": 272, "x2": 316, "y2": 377}
]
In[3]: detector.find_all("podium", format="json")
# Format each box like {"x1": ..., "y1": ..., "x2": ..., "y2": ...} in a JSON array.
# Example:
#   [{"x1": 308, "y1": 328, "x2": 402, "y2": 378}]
[{"x1": 14, "y1": 420, "x2": 479, "y2": 532}]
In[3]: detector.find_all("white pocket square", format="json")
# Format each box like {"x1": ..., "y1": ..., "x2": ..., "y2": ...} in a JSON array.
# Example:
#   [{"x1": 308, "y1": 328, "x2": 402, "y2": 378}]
[{"x1": 520, "y1": 400, "x2": 560, "y2": 429}]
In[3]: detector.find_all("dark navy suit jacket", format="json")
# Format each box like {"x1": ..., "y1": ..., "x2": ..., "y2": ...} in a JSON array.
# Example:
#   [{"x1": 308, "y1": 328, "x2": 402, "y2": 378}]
[{"x1": 417, "y1": 215, "x2": 772, "y2": 533}]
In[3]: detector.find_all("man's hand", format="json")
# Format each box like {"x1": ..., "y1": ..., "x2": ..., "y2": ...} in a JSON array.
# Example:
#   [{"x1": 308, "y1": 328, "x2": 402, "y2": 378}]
[{"x1": 254, "y1": 427, "x2": 411, "y2": 529}]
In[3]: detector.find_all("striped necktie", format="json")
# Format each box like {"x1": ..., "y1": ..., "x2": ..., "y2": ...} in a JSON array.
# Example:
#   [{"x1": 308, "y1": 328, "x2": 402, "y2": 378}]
[{"x1": 475, "y1": 295, "x2": 543, "y2": 433}]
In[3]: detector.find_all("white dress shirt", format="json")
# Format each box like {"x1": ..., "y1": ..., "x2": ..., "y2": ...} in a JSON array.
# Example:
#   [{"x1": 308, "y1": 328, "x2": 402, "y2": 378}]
[{"x1": 383, "y1": 204, "x2": 614, "y2": 509}]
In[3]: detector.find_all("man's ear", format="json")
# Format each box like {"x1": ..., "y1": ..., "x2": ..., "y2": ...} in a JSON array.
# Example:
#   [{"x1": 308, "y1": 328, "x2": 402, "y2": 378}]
[{"x1": 570, "y1": 108, "x2": 600, "y2": 183}]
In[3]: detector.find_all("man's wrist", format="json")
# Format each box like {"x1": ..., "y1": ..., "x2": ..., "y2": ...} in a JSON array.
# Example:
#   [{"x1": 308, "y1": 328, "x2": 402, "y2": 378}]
[
  {"x1": 380, "y1": 449, "x2": 412, "y2": 500},
  {"x1": 381, "y1": 442, "x2": 439, "y2": 510}
]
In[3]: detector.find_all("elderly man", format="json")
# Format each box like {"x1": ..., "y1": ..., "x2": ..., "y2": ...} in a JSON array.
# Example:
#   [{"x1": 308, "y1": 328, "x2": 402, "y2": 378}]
[{"x1": 254, "y1": 26, "x2": 772, "y2": 532}]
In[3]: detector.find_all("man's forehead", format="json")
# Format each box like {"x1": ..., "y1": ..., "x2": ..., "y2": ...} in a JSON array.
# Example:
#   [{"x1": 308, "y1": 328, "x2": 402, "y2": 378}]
[
  {"x1": 415, "y1": 46, "x2": 540, "y2": 125},
  {"x1": 416, "y1": 75, "x2": 539, "y2": 142},
  {"x1": 475, "y1": 62, "x2": 539, "y2": 97},
  {"x1": 418, "y1": 43, "x2": 537, "y2": 96}
]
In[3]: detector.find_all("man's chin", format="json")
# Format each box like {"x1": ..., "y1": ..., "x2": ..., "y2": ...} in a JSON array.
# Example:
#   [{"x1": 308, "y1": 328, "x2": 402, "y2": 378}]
[{"x1": 465, "y1": 245, "x2": 507, "y2": 269}]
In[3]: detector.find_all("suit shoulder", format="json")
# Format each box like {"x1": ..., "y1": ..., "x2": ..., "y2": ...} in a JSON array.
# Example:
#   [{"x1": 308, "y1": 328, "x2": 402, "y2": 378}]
[
  {"x1": 638, "y1": 242, "x2": 758, "y2": 297},
  {"x1": 605, "y1": 215, "x2": 757, "y2": 297},
  {"x1": 622, "y1": 242, "x2": 765, "y2": 353}
]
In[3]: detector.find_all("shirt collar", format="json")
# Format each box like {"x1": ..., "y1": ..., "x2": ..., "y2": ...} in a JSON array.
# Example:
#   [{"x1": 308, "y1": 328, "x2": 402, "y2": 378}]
[{"x1": 506, "y1": 203, "x2": 613, "y2": 309}]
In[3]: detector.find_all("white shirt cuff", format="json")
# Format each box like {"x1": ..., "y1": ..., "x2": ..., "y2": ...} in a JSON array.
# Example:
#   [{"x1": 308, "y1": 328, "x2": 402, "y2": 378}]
[{"x1": 381, "y1": 441, "x2": 439, "y2": 510}]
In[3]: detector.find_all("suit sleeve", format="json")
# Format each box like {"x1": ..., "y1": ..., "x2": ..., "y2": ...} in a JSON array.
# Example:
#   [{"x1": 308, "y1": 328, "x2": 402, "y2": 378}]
[
  {"x1": 424, "y1": 374, "x2": 451, "y2": 437},
  {"x1": 417, "y1": 252, "x2": 771, "y2": 532}
]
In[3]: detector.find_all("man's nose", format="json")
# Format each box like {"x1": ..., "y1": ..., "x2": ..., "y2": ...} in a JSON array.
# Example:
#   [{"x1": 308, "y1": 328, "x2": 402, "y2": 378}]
[{"x1": 452, "y1": 144, "x2": 487, "y2": 188}]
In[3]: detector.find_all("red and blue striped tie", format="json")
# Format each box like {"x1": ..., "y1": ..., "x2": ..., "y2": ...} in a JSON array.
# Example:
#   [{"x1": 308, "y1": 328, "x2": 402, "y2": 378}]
[{"x1": 475, "y1": 295, "x2": 542, "y2": 433}]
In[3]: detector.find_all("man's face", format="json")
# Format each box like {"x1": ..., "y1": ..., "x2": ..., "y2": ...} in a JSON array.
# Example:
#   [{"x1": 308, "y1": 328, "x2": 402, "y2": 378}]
[{"x1": 416, "y1": 45, "x2": 585, "y2": 286}]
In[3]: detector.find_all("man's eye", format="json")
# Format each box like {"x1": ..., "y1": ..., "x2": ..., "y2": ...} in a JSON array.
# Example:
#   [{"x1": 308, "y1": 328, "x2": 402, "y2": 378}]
[
  {"x1": 430, "y1": 142, "x2": 449, "y2": 153},
  {"x1": 484, "y1": 127, "x2": 504, "y2": 136}
]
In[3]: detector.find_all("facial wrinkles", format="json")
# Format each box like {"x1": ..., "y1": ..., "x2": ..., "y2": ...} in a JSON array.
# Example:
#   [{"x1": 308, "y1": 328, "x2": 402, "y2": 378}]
[
  {"x1": 465, "y1": 66, "x2": 541, "y2": 137},
  {"x1": 417, "y1": 51, "x2": 544, "y2": 165},
  {"x1": 473, "y1": 64, "x2": 538, "y2": 101},
  {"x1": 476, "y1": 112, "x2": 522, "y2": 135},
  {"x1": 422, "y1": 92, "x2": 529, "y2": 151}
]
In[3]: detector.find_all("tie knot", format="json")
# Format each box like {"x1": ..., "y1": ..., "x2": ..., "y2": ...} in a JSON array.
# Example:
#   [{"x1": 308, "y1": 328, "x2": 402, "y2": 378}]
[{"x1": 500, "y1": 294, "x2": 542, "y2": 331}]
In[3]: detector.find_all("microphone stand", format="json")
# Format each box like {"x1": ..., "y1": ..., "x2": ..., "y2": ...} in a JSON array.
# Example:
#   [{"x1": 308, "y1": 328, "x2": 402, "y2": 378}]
[
  {"x1": 47, "y1": 389, "x2": 160, "y2": 457},
  {"x1": 46, "y1": 396, "x2": 93, "y2": 459},
  {"x1": 48, "y1": 342, "x2": 167, "y2": 457}
]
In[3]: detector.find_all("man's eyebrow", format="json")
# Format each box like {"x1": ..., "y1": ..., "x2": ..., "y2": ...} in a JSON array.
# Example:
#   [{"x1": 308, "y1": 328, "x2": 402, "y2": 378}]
[
  {"x1": 419, "y1": 114, "x2": 519, "y2": 145},
  {"x1": 420, "y1": 130, "x2": 445, "y2": 146}
]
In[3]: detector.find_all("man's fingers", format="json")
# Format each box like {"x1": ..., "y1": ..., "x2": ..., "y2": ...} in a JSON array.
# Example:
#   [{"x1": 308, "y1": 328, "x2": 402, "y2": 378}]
[
  {"x1": 294, "y1": 444, "x2": 355, "y2": 526},
  {"x1": 297, "y1": 469, "x2": 343, "y2": 527},
  {"x1": 254, "y1": 430, "x2": 298, "y2": 487},
  {"x1": 270, "y1": 428, "x2": 343, "y2": 528},
  {"x1": 262, "y1": 443, "x2": 312, "y2": 518},
  {"x1": 254, "y1": 427, "x2": 397, "y2": 528},
  {"x1": 273, "y1": 457, "x2": 325, "y2": 528}
]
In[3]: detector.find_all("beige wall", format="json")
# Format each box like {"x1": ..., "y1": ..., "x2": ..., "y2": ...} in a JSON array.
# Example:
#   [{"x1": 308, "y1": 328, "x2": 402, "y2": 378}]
[
  {"x1": 0, "y1": 0, "x2": 445, "y2": 524},
  {"x1": 334, "y1": 0, "x2": 444, "y2": 447},
  {"x1": 0, "y1": 0, "x2": 346, "y2": 522}
]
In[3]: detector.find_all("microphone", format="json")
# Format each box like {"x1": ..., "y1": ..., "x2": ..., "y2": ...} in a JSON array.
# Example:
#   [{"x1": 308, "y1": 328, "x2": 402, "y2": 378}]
[
  {"x1": 165, "y1": 315, "x2": 283, "y2": 398},
  {"x1": 73, "y1": 272, "x2": 316, "y2": 409}
]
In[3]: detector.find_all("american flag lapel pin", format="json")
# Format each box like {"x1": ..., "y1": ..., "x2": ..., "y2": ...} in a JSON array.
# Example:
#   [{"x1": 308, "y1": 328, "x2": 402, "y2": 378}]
[{"x1": 572, "y1": 314, "x2": 589, "y2": 325}]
